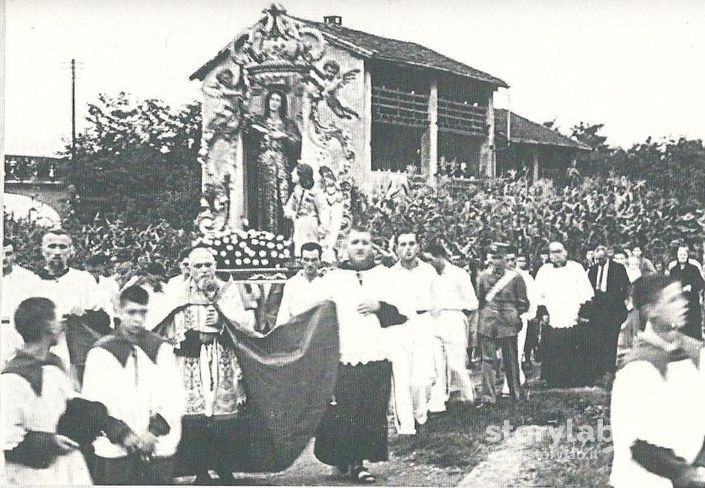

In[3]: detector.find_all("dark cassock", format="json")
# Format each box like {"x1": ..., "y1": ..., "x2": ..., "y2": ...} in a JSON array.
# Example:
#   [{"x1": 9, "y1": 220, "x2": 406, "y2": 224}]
[
  {"x1": 587, "y1": 259, "x2": 631, "y2": 379},
  {"x1": 313, "y1": 260, "x2": 408, "y2": 482},
  {"x1": 668, "y1": 262, "x2": 705, "y2": 339}
]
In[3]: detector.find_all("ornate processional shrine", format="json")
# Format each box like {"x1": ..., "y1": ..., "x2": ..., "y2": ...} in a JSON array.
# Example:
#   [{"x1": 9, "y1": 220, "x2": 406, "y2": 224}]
[{"x1": 195, "y1": 4, "x2": 361, "y2": 261}]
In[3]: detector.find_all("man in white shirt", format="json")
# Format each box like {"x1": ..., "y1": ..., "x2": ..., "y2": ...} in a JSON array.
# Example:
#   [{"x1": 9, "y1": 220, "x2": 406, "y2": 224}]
[
  {"x1": 1, "y1": 238, "x2": 41, "y2": 368},
  {"x1": 425, "y1": 243, "x2": 478, "y2": 412},
  {"x1": 386, "y1": 231, "x2": 438, "y2": 435},
  {"x1": 276, "y1": 242, "x2": 324, "y2": 327},
  {"x1": 610, "y1": 275, "x2": 705, "y2": 487},
  {"x1": 82, "y1": 285, "x2": 184, "y2": 485}
]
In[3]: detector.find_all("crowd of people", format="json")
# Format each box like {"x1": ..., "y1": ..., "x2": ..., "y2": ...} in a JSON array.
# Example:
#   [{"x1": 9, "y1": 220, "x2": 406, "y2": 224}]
[{"x1": 4, "y1": 224, "x2": 705, "y2": 486}]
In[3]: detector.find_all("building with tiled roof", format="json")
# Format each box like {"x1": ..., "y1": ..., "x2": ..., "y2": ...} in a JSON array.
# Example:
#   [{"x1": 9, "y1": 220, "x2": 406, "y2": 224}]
[{"x1": 494, "y1": 109, "x2": 590, "y2": 180}]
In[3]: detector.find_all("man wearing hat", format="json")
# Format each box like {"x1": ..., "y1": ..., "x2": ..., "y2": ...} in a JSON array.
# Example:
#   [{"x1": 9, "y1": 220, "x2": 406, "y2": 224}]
[{"x1": 476, "y1": 243, "x2": 529, "y2": 404}]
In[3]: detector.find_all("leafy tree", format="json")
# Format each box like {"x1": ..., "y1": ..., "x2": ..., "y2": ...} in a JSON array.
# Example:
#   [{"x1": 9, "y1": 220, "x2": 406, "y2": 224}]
[{"x1": 67, "y1": 93, "x2": 202, "y2": 229}]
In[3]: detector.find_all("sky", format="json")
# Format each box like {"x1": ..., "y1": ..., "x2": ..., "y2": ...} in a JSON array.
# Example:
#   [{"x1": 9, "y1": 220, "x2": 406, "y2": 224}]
[{"x1": 4, "y1": 0, "x2": 705, "y2": 156}]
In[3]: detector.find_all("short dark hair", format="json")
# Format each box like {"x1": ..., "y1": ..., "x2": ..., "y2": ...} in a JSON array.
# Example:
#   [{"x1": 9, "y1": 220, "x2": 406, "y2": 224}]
[
  {"x1": 632, "y1": 275, "x2": 675, "y2": 311},
  {"x1": 119, "y1": 285, "x2": 149, "y2": 306},
  {"x1": 426, "y1": 243, "x2": 447, "y2": 259},
  {"x1": 300, "y1": 241, "x2": 322, "y2": 257},
  {"x1": 15, "y1": 297, "x2": 56, "y2": 343},
  {"x1": 348, "y1": 224, "x2": 370, "y2": 235},
  {"x1": 297, "y1": 163, "x2": 315, "y2": 190},
  {"x1": 86, "y1": 254, "x2": 107, "y2": 267},
  {"x1": 394, "y1": 229, "x2": 417, "y2": 246},
  {"x1": 146, "y1": 262, "x2": 166, "y2": 277}
]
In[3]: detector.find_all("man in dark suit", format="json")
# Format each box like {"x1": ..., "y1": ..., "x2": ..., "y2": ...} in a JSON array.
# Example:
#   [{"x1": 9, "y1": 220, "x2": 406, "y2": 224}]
[{"x1": 587, "y1": 245, "x2": 631, "y2": 382}]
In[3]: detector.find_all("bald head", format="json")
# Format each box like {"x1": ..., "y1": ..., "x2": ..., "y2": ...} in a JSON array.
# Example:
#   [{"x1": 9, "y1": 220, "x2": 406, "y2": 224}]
[
  {"x1": 189, "y1": 247, "x2": 216, "y2": 283},
  {"x1": 548, "y1": 241, "x2": 568, "y2": 266}
]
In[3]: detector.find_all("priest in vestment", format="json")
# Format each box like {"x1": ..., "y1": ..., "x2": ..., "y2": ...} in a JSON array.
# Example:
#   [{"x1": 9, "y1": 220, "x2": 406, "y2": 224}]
[
  {"x1": 35, "y1": 229, "x2": 111, "y2": 388},
  {"x1": 314, "y1": 226, "x2": 409, "y2": 484},
  {"x1": 152, "y1": 246, "x2": 256, "y2": 484},
  {"x1": 152, "y1": 245, "x2": 339, "y2": 481},
  {"x1": 534, "y1": 242, "x2": 594, "y2": 387}
]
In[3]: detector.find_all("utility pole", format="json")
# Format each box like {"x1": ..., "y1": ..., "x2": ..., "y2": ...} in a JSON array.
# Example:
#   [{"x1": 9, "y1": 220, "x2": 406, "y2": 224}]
[{"x1": 71, "y1": 58, "x2": 76, "y2": 161}]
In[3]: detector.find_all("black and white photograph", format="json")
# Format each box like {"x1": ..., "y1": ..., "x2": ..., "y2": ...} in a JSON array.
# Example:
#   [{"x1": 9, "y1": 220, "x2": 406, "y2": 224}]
[{"x1": 2, "y1": 0, "x2": 705, "y2": 486}]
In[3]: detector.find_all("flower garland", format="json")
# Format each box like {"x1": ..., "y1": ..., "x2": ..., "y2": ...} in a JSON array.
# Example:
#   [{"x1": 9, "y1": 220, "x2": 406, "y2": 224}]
[{"x1": 194, "y1": 229, "x2": 292, "y2": 269}]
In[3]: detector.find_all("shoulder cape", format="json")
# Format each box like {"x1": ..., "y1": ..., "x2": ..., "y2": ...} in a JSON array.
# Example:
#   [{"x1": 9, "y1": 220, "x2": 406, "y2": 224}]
[{"x1": 2, "y1": 351, "x2": 65, "y2": 395}]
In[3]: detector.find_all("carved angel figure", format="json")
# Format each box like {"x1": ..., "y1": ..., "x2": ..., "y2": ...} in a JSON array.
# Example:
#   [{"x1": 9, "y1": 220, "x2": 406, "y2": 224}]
[{"x1": 306, "y1": 60, "x2": 360, "y2": 119}]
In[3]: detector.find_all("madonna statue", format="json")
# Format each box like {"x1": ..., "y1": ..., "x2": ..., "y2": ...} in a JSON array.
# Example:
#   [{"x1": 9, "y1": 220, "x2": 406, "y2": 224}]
[{"x1": 246, "y1": 90, "x2": 301, "y2": 235}]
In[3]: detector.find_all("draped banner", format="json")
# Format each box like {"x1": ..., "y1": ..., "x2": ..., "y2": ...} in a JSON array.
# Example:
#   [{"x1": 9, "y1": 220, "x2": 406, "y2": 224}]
[{"x1": 222, "y1": 300, "x2": 339, "y2": 472}]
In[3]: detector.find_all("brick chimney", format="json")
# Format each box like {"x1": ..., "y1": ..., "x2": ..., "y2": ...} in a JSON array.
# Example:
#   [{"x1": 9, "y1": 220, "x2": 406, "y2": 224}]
[{"x1": 323, "y1": 15, "x2": 342, "y2": 26}]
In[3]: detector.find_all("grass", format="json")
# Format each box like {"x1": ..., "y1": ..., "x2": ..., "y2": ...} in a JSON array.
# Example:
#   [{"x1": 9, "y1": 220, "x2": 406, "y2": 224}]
[{"x1": 390, "y1": 383, "x2": 612, "y2": 486}]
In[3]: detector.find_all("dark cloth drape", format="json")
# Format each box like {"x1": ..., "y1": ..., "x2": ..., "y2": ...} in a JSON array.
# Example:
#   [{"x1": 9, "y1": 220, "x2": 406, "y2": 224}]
[
  {"x1": 314, "y1": 360, "x2": 392, "y2": 466},
  {"x1": 175, "y1": 300, "x2": 340, "y2": 474}
]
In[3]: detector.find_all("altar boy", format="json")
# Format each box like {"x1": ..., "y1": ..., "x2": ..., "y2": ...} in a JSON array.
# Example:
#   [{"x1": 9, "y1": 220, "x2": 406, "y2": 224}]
[{"x1": 82, "y1": 286, "x2": 184, "y2": 485}]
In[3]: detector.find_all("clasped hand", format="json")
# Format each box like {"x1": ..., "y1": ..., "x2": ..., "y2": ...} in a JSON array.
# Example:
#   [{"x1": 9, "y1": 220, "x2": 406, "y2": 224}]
[
  {"x1": 122, "y1": 431, "x2": 158, "y2": 461},
  {"x1": 356, "y1": 299, "x2": 380, "y2": 316}
]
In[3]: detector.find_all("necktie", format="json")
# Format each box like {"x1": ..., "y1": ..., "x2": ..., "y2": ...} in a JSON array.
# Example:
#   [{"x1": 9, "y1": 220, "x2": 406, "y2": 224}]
[{"x1": 596, "y1": 265, "x2": 603, "y2": 291}]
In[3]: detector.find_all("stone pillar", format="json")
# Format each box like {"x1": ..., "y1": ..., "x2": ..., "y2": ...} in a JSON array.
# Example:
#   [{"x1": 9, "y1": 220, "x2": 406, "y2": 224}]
[
  {"x1": 428, "y1": 78, "x2": 439, "y2": 183},
  {"x1": 484, "y1": 91, "x2": 496, "y2": 177},
  {"x1": 232, "y1": 132, "x2": 245, "y2": 230},
  {"x1": 532, "y1": 147, "x2": 540, "y2": 182}
]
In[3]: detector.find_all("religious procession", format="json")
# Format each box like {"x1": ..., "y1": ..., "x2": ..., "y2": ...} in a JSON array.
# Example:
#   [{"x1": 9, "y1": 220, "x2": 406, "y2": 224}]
[{"x1": 5, "y1": 2, "x2": 705, "y2": 487}]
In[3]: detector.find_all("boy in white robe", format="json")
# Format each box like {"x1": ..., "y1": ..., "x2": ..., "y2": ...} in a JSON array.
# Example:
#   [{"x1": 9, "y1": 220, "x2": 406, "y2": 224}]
[
  {"x1": 2, "y1": 297, "x2": 93, "y2": 486},
  {"x1": 611, "y1": 275, "x2": 705, "y2": 487},
  {"x1": 82, "y1": 286, "x2": 184, "y2": 485}
]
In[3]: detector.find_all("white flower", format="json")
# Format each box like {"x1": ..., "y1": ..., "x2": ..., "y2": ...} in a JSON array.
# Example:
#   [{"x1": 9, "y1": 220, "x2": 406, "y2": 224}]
[
  {"x1": 276, "y1": 243, "x2": 284, "y2": 250},
  {"x1": 251, "y1": 239, "x2": 260, "y2": 246},
  {"x1": 210, "y1": 249, "x2": 218, "y2": 256},
  {"x1": 247, "y1": 249, "x2": 256, "y2": 257},
  {"x1": 239, "y1": 242, "x2": 247, "y2": 248},
  {"x1": 252, "y1": 259, "x2": 260, "y2": 266},
  {"x1": 235, "y1": 251, "x2": 242, "y2": 257},
  {"x1": 220, "y1": 250, "x2": 227, "y2": 257},
  {"x1": 266, "y1": 242, "x2": 275, "y2": 249},
  {"x1": 243, "y1": 257, "x2": 251, "y2": 265},
  {"x1": 270, "y1": 251, "x2": 279, "y2": 258},
  {"x1": 226, "y1": 244, "x2": 234, "y2": 251},
  {"x1": 235, "y1": 259, "x2": 243, "y2": 266},
  {"x1": 276, "y1": 235, "x2": 285, "y2": 241},
  {"x1": 259, "y1": 250, "x2": 267, "y2": 257},
  {"x1": 214, "y1": 240, "x2": 222, "y2": 247},
  {"x1": 261, "y1": 259, "x2": 269, "y2": 266},
  {"x1": 223, "y1": 236, "x2": 231, "y2": 244},
  {"x1": 224, "y1": 259, "x2": 231, "y2": 266},
  {"x1": 237, "y1": 230, "x2": 248, "y2": 239}
]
